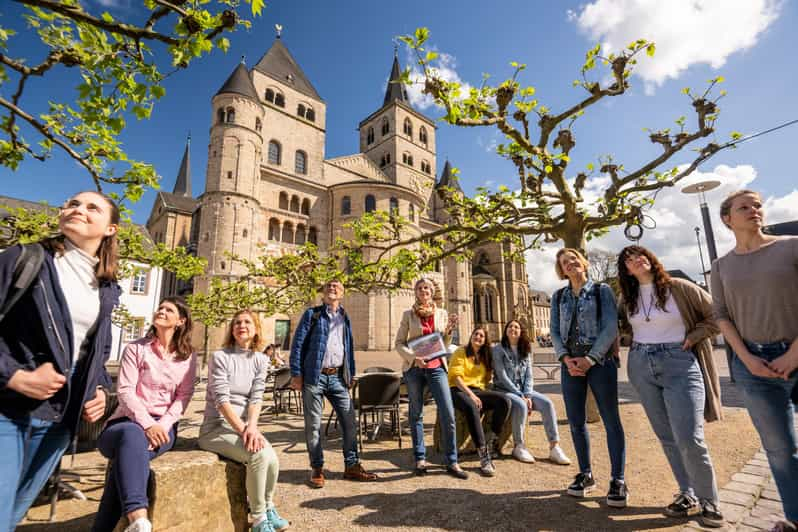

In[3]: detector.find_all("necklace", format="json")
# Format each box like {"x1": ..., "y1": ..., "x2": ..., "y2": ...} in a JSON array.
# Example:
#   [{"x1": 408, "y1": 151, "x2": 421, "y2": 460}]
[{"x1": 639, "y1": 290, "x2": 656, "y2": 322}]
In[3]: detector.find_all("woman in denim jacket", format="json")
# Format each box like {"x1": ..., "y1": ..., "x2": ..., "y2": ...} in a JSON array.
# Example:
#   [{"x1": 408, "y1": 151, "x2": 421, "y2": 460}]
[
  {"x1": 492, "y1": 319, "x2": 571, "y2": 465},
  {"x1": 550, "y1": 248, "x2": 627, "y2": 508}
]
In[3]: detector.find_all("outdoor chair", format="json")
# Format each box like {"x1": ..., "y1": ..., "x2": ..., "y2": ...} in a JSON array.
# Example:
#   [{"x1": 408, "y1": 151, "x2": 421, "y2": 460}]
[
  {"x1": 363, "y1": 366, "x2": 395, "y2": 374},
  {"x1": 272, "y1": 367, "x2": 301, "y2": 416},
  {"x1": 324, "y1": 368, "x2": 396, "y2": 435},
  {"x1": 353, "y1": 372, "x2": 402, "y2": 451}
]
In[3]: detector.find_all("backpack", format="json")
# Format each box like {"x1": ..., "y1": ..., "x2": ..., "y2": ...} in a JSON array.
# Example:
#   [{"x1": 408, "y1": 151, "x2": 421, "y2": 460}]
[
  {"x1": 0, "y1": 243, "x2": 45, "y2": 323},
  {"x1": 554, "y1": 282, "x2": 620, "y2": 361}
]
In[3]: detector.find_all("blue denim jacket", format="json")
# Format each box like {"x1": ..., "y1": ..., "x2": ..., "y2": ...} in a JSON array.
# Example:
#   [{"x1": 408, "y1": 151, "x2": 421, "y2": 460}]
[
  {"x1": 491, "y1": 343, "x2": 533, "y2": 398},
  {"x1": 289, "y1": 304, "x2": 355, "y2": 387},
  {"x1": 550, "y1": 280, "x2": 618, "y2": 364}
]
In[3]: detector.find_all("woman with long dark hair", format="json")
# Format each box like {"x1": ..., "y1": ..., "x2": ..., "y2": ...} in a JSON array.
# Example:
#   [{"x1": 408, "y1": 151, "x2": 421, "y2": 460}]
[
  {"x1": 550, "y1": 247, "x2": 627, "y2": 507},
  {"x1": 711, "y1": 190, "x2": 798, "y2": 532},
  {"x1": 0, "y1": 191, "x2": 121, "y2": 530},
  {"x1": 492, "y1": 319, "x2": 571, "y2": 465},
  {"x1": 92, "y1": 297, "x2": 197, "y2": 532},
  {"x1": 448, "y1": 327, "x2": 510, "y2": 477},
  {"x1": 618, "y1": 245, "x2": 723, "y2": 527}
]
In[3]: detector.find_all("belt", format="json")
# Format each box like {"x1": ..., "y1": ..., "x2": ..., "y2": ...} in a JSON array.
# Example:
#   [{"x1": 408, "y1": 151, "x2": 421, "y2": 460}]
[{"x1": 321, "y1": 367, "x2": 341, "y2": 375}]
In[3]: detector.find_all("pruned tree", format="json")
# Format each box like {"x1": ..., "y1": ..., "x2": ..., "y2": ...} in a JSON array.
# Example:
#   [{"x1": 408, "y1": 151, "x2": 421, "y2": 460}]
[{"x1": 588, "y1": 249, "x2": 619, "y2": 286}]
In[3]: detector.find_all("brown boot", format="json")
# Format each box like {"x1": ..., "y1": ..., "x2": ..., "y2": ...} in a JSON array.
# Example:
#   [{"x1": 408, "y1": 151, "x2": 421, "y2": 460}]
[
  {"x1": 308, "y1": 467, "x2": 325, "y2": 488},
  {"x1": 343, "y1": 463, "x2": 378, "y2": 481}
]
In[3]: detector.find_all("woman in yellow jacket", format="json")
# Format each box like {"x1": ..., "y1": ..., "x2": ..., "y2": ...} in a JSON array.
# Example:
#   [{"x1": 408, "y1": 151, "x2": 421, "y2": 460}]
[{"x1": 449, "y1": 327, "x2": 511, "y2": 476}]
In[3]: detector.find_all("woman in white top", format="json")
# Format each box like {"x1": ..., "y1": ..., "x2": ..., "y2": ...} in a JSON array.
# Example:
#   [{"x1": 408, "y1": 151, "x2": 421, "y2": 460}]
[{"x1": 617, "y1": 245, "x2": 723, "y2": 528}]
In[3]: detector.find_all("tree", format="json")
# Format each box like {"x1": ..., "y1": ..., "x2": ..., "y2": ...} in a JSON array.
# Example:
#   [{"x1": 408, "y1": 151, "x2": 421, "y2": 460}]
[
  {"x1": 0, "y1": 0, "x2": 262, "y2": 206},
  {"x1": 588, "y1": 249, "x2": 619, "y2": 287}
]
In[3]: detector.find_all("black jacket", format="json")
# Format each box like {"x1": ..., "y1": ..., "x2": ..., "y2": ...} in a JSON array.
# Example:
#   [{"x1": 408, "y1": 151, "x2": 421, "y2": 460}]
[{"x1": 0, "y1": 244, "x2": 120, "y2": 433}]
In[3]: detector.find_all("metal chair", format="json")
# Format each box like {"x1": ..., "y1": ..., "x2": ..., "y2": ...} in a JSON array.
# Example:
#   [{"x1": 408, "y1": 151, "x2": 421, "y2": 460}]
[
  {"x1": 324, "y1": 368, "x2": 396, "y2": 435},
  {"x1": 353, "y1": 372, "x2": 402, "y2": 451},
  {"x1": 363, "y1": 366, "x2": 395, "y2": 374},
  {"x1": 272, "y1": 367, "x2": 301, "y2": 416}
]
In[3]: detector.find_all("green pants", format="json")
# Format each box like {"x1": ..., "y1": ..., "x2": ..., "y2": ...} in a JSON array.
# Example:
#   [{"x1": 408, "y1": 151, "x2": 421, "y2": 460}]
[{"x1": 198, "y1": 423, "x2": 279, "y2": 515}]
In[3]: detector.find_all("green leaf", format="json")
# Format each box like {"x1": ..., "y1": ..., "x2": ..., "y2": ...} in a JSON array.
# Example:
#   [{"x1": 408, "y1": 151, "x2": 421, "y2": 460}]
[
  {"x1": 216, "y1": 37, "x2": 230, "y2": 53},
  {"x1": 730, "y1": 131, "x2": 743, "y2": 140},
  {"x1": 250, "y1": 0, "x2": 265, "y2": 16},
  {"x1": 646, "y1": 44, "x2": 656, "y2": 57},
  {"x1": 544, "y1": 165, "x2": 553, "y2": 174},
  {"x1": 414, "y1": 27, "x2": 430, "y2": 46},
  {"x1": 151, "y1": 85, "x2": 166, "y2": 99}
]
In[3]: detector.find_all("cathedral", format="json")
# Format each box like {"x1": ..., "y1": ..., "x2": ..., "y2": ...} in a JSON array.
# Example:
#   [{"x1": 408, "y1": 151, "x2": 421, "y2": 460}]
[{"x1": 146, "y1": 35, "x2": 531, "y2": 351}]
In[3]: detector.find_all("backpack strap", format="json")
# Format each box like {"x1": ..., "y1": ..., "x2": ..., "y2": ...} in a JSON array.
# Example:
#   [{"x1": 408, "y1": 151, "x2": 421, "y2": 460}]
[{"x1": 0, "y1": 243, "x2": 45, "y2": 323}]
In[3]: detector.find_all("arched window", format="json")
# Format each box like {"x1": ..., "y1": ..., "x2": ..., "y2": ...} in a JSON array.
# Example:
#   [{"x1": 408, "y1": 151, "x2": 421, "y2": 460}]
[
  {"x1": 305, "y1": 108, "x2": 315, "y2": 122},
  {"x1": 419, "y1": 126, "x2": 428, "y2": 146},
  {"x1": 381, "y1": 117, "x2": 389, "y2": 136},
  {"x1": 301, "y1": 198, "x2": 310, "y2": 215},
  {"x1": 308, "y1": 227, "x2": 318, "y2": 245},
  {"x1": 225, "y1": 107, "x2": 235, "y2": 123},
  {"x1": 486, "y1": 290, "x2": 495, "y2": 322},
  {"x1": 281, "y1": 221, "x2": 294, "y2": 244},
  {"x1": 278, "y1": 192, "x2": 289, "y2": 210},
  {"x1": 385, "y1": 152, "x2": 391, "y2": 165},
  {"x1": 242, "y1": 228, "x2": 248, "y2": 238},
  {"x1": 268, "y1": 218, "x2": 280, "y2": 240},
  {"x1": 434, "y1": 260, "x2": 441, "y2": 273},
  {"x1": 389, "y1": 197, "x2": 399, "y2": 217},
  {"x1": 265, "y1": 89, "x2": 275, "y2": 103},
  {"x1": 402, "y1": 153, "x2": 413, "y2": 166},
  {"x1": 474, "y1": 291, "x2": 482, "y2": 323},
  {"x1": 403, "y1": 118, "x2": 413, "y2": 137},
  {"x1": 255, "y1": 117, "x2": 262, "y2": 132},
  {"x1": 268, "y1": 140, "x2": 281, "y2": 164},
  {"x1": 297, "y1": 104, "x2": 306, "y2": 118},
  {"x1": 341, "y1": 195, "x2": 351, "y2": 215},
  {"x1": 295, "y1": 224, "x2": 306, "y2": 245},
  {"x1": 365, "y1": 194, "x2": 376, "y2": 213},
  {"x1": 217, "y1": 108, "x2": 225, "y2": 123},
  {"x1": 408, "y1": 203, "x2": 415, "y2": 221},
  {"x1": 421, "y1": 160, "x2": 431, "y2": 174},
  {"x1": 295, "y1": 150, "x2": 307, "y2": 175},
  {"x1": 274, "y1": 92, "x2": 285, "y2": 108},
  {"x1": 289, "y1": 195, "x2": 300, "y2": 213},
  {"x1": 367, "y1": 127, "x2": 374, "y2": 145}
]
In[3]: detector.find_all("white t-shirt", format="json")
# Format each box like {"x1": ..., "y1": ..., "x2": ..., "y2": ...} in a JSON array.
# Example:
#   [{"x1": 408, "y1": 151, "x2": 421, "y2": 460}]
[
  {"x1": 53, "y1": 240, "x2": 101, "y2": 362},
  {"x1": 628, "y1": 283, "x2": 686, "y2": 344}
]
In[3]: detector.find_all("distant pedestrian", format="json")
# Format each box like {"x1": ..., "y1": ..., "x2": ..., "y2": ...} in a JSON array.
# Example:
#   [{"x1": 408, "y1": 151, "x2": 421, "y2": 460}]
[
  {"x1": 711, "y1": 190, "x2": 798, "y2": 532},
  {"x1": 199, "y1": 309, "x2": 288, "y2": 532},
  {"x1": 618, "y1": 245, "x2": 723, "y2": 528},
  {"x1": 394, "y1": 278, "x2": 467, "y2": 479},
  {"x1": 492, "y1": 319, "x2": 571, "y2": 465},
  {"x1": 93, "y1": 297, "x2": 196, "y2": 532},
  {"x1": 551, "y1": 248, "x2": 627, "y2": 508},
  {"x1": 289, "y1": 280, "x2": 377, "y2": 488}
]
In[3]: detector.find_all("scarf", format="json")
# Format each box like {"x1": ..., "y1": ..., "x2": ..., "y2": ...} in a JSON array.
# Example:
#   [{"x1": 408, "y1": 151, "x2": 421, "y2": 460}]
[{"x1": 412, "y1": 300, "x2": 436, "y2": 319}]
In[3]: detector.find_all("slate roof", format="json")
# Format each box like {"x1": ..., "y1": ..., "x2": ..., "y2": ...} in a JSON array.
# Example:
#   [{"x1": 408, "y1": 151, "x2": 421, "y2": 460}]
[
  {"x1": 436, "y1": 160, "x2": 463, "y2": 191},
  {"x1": 156, "y1": 191, "x2": 198, "y2": 214},
  {"x1": 215, "y1": 62, "x2": 259, "y2": 101},
  {"x1": 172, "y1": 136, "x2": 191, "y2": 197},
  {"x1": 383, "y1": 54, "x2": 409, "y2": 106},
  {"x1": 254, "y1": 38, "x2": 321, "y2": 100}
]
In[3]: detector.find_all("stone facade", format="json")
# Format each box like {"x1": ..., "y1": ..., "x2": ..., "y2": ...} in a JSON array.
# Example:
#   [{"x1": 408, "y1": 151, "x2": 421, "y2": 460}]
[{"x1": 150, "y1": 37, "x2": 530, "y2": 351}]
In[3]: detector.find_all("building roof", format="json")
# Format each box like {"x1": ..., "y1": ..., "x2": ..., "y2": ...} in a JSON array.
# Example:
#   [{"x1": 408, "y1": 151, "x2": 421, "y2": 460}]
[
  {"x1": 156, "y1": 191, "x2": 198, "y2": 214},
  {"x1": 383, "y1": 54, "x2": 409, "y2": 106},
  {"x1": 254, "y1": 38, "x2": 321, "y2": 100},
  {"x1": 215, "y1": 61, "x2": 259, "y2": 101},
  {"x1": 528, "y1": 288, "x2": 551, "y2": 305},
  {"x1": 172, "y1": 135, "x2": 191, "y2": 197},
  {"x1": 764, "y1": 220, "x2": 798, "y2": 236},
  {"x1": 436, "y1": 160, "x2": 463, "y2": 191}
]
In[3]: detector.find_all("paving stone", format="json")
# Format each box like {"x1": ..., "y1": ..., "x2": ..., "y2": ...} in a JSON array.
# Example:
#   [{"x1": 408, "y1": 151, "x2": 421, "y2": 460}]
[
  {"x1": 718, "y1": 501, "x2": 748, "y2": 523},
  {"x1": 732, "y1": 472, "x2": 768, "y2": 486},
  {"x1": 750, "y1": 506, "x2": 784, "y2": 520},
  {"x1": 736, "y1": 525, "x2": 768, "y2": 532},
  {"x1": 719, "y1": 489, "x2": 756, "y2": 507},
  {"x1": 724, "y1": 481, "x2": 763, "y2": 496},
  {"x1": 760, "y1": 489, "x2": 782, "y2": 502},
  {"x1": 742, "y1": 514, "x2": 778, "y2": 530},
  {"x1": 749, "y1": 459, "x2": 770, "y2": 468},
  {"x1": 741, "y1": 464, "x2": 772, "y2": 476},
  {"x1": 754, "y1": 452, "x2": 767, "y2": 461},
  {"x1": 754, "y1": 498, "x2": 784, "y2": 511}
]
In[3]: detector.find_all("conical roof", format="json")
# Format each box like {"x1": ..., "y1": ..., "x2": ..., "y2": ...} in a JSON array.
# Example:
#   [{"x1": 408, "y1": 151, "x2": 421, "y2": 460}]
[
  {"x1": 436, "y1": 160, "x2": 462, "y2": 191},
  {"x1": 384, "y1": 54, "x2": 409, "y2": 106},
  {"x1": 172, "y1": 135, "x2": 191, "y2": 197},
  {"x1": 215, "y1": 61, "x2": 258, "y2": 100},
  {"x1": 254, "y1": 39, "x2": 321, "y2": 100}
]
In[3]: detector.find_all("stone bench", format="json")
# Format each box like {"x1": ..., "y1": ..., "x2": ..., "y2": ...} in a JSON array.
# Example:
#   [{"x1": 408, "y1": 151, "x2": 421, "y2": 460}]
[
  {"x1": 432, "y1": 406, "x2": 530, "y2": 455},
  {"x1": 112, "y1": 444, "x2": 248, "y2": 532}
]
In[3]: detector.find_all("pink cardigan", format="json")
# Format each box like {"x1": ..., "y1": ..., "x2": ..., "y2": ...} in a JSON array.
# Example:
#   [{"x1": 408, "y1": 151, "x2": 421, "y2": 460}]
[{"x1": 108, "y1": 337, "x2": 196, "y2": 432}]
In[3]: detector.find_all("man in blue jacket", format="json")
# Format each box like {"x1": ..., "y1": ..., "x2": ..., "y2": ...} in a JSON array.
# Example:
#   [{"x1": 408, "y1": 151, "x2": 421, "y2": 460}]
[{"x1": 289, "y1": 279, "x2": 377, "y2": 488}]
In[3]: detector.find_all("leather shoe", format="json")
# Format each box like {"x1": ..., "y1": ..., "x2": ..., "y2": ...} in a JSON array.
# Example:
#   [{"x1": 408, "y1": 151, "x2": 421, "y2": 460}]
[
  {"x1": 309, "y1": 467, "x2": 324, "y2": 488},
  {"x1": 343, "y1": 463, "x2": 378, "y2": 481},
  {"x1": 446, "y1": 464, "x2": 469, "y2": 480},
  {"x1": 414, "y1": 460, "x2": 428, "y2": 476}
]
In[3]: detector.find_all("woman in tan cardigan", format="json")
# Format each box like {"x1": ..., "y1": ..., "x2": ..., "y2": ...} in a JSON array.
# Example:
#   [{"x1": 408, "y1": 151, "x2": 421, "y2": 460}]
[
  {"x1": 617, "y1": 245, "x2": 723, "y2": 528},
  {"x1": 394, "y1": 278, "x2": 466, "y2": 479}
]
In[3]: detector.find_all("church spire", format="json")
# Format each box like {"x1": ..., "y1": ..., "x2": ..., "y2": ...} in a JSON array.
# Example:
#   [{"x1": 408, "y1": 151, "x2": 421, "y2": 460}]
[
  {"x1": 172, "y1": 134, "x2": 191, "y2": 197},
  {"x1": 383, "y1": 53, "x2": 409, "y2": 106},
  {"x1": 436, "y1": 160, "x2": 462, "y2": 192}
]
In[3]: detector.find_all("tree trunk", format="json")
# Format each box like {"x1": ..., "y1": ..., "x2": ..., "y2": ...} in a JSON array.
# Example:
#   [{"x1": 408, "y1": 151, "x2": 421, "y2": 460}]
[{"x1": 561, "y1": 227, "x2": 587, "y2": 255}]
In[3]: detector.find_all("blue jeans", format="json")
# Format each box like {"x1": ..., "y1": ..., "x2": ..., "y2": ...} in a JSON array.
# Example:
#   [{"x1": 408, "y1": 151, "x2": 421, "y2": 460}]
[
  {"x1": 628, "y1": 342, "x2": 718, "y2": 503},
  {"x1": 92, "y1": 418, "x2": 177, "y2": 532},
  {"x1": 302, "y1": 373, "x2": 358, "y2": 469},
  {"x1": 0, "y1": 414, "x2": 71, "y2": 531},
  {"x1": 733, "y1": 341, "x2": 798, "y2": 522},
  {"x1": 561, "y1": 359, "x2": 626, "y2": 480},
  {"x1": 505, "y1": 391, "x2": 560, "y2": 446},
  {"x1": 404, "y1": 366, "x2": 457, "y2": 465}
]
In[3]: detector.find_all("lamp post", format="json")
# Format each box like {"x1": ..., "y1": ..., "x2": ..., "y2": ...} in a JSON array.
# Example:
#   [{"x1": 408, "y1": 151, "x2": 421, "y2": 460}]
[
  {"x1": 682, "y1": 180, "x2": 721, "y2": 264},
  {"x1": 694, "y1": 226, "x2": 708, "y2": 288}
]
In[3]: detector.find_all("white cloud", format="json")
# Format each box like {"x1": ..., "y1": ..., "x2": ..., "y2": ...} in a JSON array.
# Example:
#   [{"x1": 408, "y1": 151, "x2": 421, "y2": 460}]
[
  {"x1": 404, "y1": 51, "x2": 474, "y2": 111},
  {"x1": 568, "y1": 0, "x2": 781, "y2": 92},
  {"x1": 526, "y1": 164, "x2": 798, "y2": 294}
]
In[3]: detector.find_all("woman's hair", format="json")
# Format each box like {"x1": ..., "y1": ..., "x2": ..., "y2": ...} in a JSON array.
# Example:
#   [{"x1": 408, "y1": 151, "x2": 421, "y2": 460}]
[
  {"x1": 500, "y1": 320, "x2": 532, "y2": 358},
  {"x1": 146, "y1": 296, "x2": 194, "y2": 360},
  {"x1": 41, "y1": 191, "x2": 121, "y2": 282},
  {"x1": 414, "y1": 277, "x2": 436, "y2": 294},
  {"x1": 554, "y1": 247, "x2": 589, "y2": 280},
  {"x1": 222, "y1": 309, "x2": 265, "y2": 351},
  {"x1": 617, "y1": 245, "x2": 672, "y2": 315},
  {"x1": 719, "y1": 189, "x2": 762, "y2": 228},
  {"x1": 465, "y1": 327, "x2": 492, "y2": 370},
  {"x1": 264, "y1": 344, "x2": 275, "y2": 354}
]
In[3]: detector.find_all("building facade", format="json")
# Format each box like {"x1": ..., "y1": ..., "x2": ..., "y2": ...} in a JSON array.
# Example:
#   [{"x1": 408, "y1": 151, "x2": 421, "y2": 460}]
[{"x1": 149, "y1": 37, "x2": 530, "y2": 350}]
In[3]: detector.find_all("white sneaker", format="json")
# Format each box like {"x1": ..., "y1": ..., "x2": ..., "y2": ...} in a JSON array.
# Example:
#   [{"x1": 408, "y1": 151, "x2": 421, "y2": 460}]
[
  {"x1": 549, "y1": 444, "x2": 572, "y2": 465},
  {"x1": 124, "y1": 517, "x2": 152, "y2": 532},
  {"x1": 512, "y1": 444, "x2": 535, "y2": 463}
]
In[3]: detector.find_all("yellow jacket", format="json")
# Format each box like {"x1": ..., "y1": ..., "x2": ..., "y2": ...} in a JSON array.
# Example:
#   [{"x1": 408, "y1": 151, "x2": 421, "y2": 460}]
[{"x1": 447, "y1": 346, "x2": 490, "y2": 389}]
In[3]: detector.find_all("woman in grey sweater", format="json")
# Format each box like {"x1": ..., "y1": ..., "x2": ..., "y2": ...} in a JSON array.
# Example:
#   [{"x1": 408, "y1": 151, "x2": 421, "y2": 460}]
[{"x1": 199, "y1": 310, "x2": 288, "y2": 532}]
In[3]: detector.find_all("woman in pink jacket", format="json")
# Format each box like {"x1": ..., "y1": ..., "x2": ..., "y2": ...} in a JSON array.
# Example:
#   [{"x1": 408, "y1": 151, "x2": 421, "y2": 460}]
[{"x1": 92, "y1": 297, "x2": 196, "y2": 532}]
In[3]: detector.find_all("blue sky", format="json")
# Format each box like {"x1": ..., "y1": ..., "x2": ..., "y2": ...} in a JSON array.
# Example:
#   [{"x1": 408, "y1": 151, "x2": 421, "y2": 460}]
[{"x1": 1, "y1": 0, "x2": 796, "y2": 291}]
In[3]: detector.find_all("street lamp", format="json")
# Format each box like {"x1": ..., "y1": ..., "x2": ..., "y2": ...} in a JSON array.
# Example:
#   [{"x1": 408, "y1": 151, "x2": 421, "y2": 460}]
[{"x1": 682, "y1": 180, "x2": 721, "y2": 264}]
